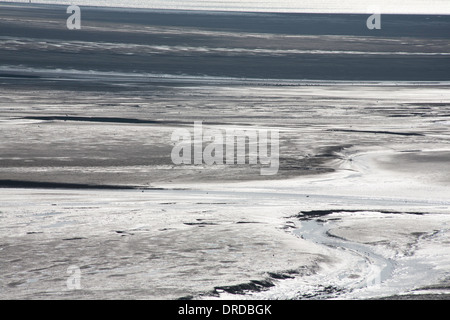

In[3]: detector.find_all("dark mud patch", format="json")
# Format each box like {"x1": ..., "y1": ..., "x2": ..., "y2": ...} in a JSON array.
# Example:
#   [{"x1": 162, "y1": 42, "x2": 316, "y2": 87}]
[
  {"x1": 7, "y1": 280, "x2": 26, "y2": 288},
  {"x1": 115, "y1": 230, "x2": 135, "y2": 236},
  {"x1": 0, "y1": 179, "x2": 164, "y2": 190},
  {"x1": 183, "y1": 222, "x2": 219, "y2": 226},
  {"x1": 21, "y1": 115, "x2": 184, "y2": 126},
  {"x1": 195, "y1": 203, "x2": 228, "y2": 205},
  {"x1": 213, "y1": 279, "x2": 275, "y2": 295},
  {"x1": 235, "y1": 221, "x2": 260, "y2": 224},
  {"x1": 326, "y1": 129, "x2": 424, "y2": 136},
  {"x1": 316, "y1": 145, "x2": 353, "y2": 158},
  {"x1": 298, "y1": 285, "x2": 346, "y2": 299},
  {"x1": 0, "y1": 73, "x2": 40, "y2": 79},
  {"x1": 267, "y1": 271, "x2": 296, "y2": 280},
  {"x1": 191, "y1": 264, "x2": 323, "y2": 300},
  {"x1": 177, "y1": 279, "x2": 276, "y2": 300},
  {"x1": 294, "y1": 209, "x2": 426, "y2": 220}
]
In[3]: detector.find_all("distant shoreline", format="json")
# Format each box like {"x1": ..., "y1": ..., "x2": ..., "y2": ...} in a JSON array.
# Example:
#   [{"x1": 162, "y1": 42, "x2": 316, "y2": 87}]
[
  {"x1": 1, "y1": 5, "x2": 449, "y2": 81},
  {"x1": 2, "y1": 0, "x2": 450, "y2": 15}
]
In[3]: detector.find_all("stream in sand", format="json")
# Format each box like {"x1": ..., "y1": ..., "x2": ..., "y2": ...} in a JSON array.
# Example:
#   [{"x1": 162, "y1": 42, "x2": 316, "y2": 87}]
[{"x1": 294, "y1": 218, "x2": 396, "y2": 296}]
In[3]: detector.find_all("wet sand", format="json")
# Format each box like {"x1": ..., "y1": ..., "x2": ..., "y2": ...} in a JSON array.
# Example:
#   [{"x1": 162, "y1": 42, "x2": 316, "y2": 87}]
[{"x1": 0, "y1": 3, "x2": 449, "y2": 300}]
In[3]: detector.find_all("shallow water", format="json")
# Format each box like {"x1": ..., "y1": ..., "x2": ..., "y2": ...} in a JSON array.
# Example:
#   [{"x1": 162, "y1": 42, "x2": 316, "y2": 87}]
[{"x1": 4, "y1": 0, "x2": 450, "y2": 14}]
